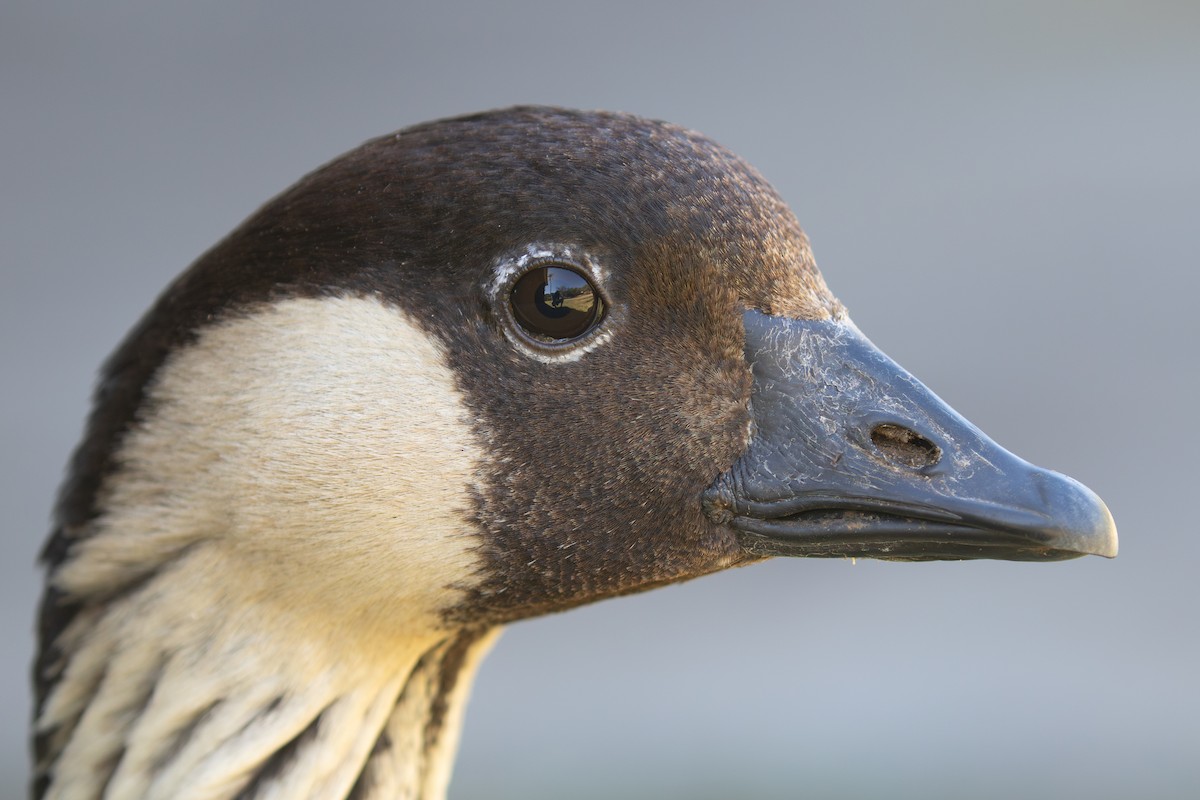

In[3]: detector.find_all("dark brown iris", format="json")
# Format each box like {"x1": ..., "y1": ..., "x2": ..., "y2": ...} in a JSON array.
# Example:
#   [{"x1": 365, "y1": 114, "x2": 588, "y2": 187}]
[{"x1": 510, "y1": 265, "x2": 604, "y2": 342}]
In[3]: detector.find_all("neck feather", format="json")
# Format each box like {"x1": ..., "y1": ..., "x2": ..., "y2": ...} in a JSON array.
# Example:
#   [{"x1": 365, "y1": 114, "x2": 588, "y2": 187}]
[{"x1": 35, "y1": 551, "x2": 500, "y2": 799}]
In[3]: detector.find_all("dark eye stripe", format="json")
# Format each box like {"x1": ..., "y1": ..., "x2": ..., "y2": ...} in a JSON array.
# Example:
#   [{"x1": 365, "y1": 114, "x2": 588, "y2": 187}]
[{"x1": 510, "y1": 265, "x2": 604, "y2": 342}]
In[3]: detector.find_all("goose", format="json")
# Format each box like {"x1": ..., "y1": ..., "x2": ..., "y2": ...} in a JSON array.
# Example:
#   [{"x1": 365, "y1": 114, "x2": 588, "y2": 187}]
[{"x1": 33, "y1": 106, "x2": 1117, "y2": 800}]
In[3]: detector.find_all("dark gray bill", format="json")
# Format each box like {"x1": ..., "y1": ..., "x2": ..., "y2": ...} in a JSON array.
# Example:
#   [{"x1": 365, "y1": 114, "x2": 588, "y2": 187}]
[{"x1": 702, "y1": 310, "x2": 1118, "y2": 562}]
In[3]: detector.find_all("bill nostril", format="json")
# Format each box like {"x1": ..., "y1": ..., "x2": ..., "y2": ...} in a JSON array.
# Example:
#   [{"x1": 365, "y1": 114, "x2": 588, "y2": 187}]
[{"x1": 870, "y1": 423, "x2": 941, "y2": 469}]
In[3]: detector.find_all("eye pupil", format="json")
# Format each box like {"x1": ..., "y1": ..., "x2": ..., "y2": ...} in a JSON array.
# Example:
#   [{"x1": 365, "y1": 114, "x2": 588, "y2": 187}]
[{"x1": 511, "y1": 265, "x2": 604, "y2": 342}]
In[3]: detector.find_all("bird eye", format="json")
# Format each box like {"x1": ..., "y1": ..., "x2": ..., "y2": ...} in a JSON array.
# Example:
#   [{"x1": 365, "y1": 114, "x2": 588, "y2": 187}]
[{"x1": 509, "y1": 265, "x2": 605, "y2": 342}]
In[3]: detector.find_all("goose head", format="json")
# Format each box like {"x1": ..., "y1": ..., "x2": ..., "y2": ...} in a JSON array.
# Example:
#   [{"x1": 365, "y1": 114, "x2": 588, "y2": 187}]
[{"x1": 34, "y1": 106, "x2": 1116, "y2": 799}]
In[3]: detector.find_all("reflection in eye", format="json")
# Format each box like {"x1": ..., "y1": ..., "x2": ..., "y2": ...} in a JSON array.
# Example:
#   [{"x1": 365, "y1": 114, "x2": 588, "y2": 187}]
[{"x1": 510, "y1": 266, "x2": 605, "y2": 342}]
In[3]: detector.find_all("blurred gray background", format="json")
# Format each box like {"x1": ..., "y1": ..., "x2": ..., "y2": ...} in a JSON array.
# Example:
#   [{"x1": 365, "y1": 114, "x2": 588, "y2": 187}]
[{"x1": 3, "y1": 2, "x2": 1197, "y2": 798}]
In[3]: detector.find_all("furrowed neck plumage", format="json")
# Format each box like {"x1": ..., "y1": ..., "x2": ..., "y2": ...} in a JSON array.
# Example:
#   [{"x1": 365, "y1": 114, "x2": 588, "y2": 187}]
[{"x1": 38, "y1": 550, "x2": 498, "y2": 799}]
